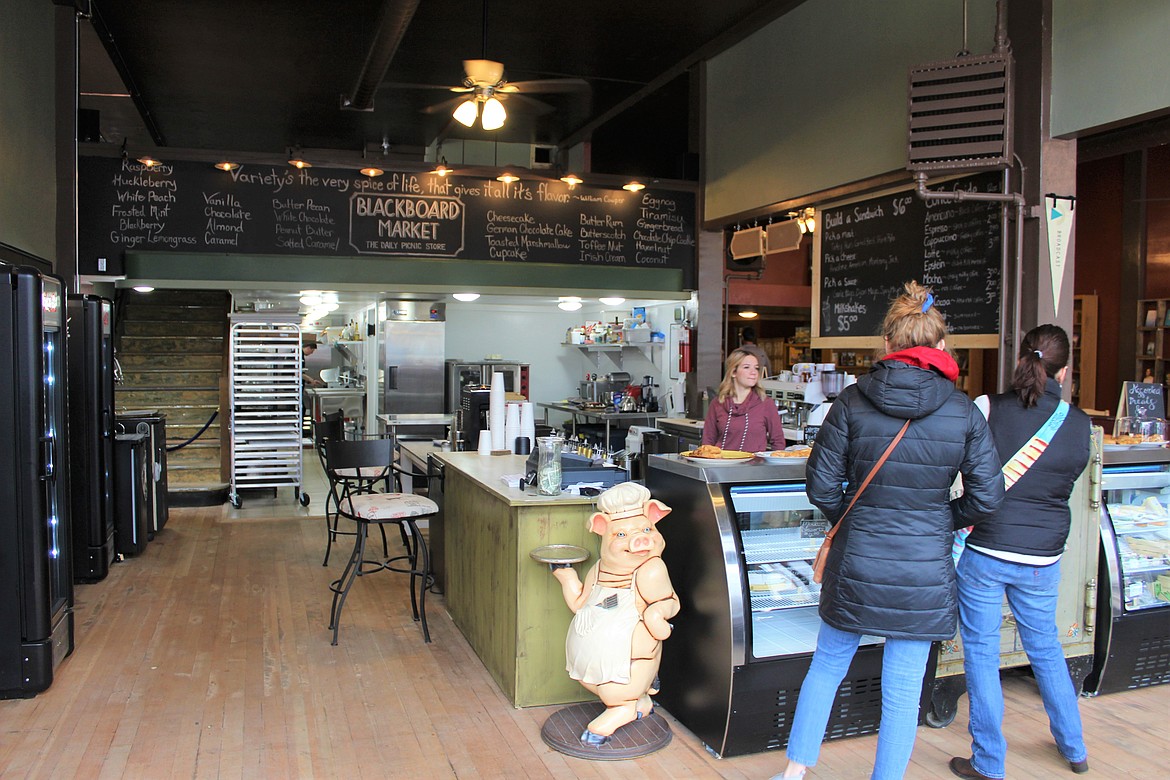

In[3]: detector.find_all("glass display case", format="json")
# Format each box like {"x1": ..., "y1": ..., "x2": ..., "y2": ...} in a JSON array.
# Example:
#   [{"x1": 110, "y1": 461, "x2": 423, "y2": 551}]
[
  {"x1": 646, "y1": 457, "x2": 932, "y2": 758},
  {"x1": 1084, "y1": 446, "x2": 1170, "y2": 695}
]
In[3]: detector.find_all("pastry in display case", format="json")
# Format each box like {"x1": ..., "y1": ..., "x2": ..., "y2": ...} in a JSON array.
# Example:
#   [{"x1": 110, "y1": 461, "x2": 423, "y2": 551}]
[{"x1": 1084, "y1": 446, "x2": 1170, "y2": 695}]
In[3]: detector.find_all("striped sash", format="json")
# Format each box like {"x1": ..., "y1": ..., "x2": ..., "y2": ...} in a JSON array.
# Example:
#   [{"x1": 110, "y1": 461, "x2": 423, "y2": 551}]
[{"x1": 953, "y1": 400, "x2": 1070, "y2": 564}]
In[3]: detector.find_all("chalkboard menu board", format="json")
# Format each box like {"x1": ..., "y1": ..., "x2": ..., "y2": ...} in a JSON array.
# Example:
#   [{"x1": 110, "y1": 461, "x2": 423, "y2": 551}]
[
  {"x1": 77, "y1": 157, "x2": 697, "y2": 286},
  {"x1": 816, "y1": 171, "x2": 1003, "y2": 344},
  {"x1": 1122, "y1": 381, "x2": 1166, "y2": 420}
]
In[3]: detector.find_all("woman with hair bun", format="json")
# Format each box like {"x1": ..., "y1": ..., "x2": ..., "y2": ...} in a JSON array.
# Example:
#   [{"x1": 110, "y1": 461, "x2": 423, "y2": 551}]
[
  {"x1": 948, "y1": 324, "x2": 1091, "y2": 780},
  {"x1": 774, "y1": 281, "x2": 1004, "y2": 780}
]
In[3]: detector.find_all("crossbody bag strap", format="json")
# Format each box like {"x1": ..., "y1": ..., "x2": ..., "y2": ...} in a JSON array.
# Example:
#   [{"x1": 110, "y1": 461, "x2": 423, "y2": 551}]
[
  {"x1": 824, "y1": 418, "x2": 911, "y2": 543},
  {"x1": 1001, "y1": 400, "x2": 1069, "y2": 490}
]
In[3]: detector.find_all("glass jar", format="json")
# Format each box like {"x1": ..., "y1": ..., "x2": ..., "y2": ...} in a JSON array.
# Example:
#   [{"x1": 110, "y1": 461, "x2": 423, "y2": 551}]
[{"x1": 536, "y1": 436, "x2": 563, "y2": 496}]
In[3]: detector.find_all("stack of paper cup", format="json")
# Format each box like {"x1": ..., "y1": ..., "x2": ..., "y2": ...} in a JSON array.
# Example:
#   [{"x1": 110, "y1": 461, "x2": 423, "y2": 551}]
[
  {"x1": 504, "y1": 402, "x2": 521, "y2": 452},
  {"x1": 477, "y1": 429, "x2": 492, "y2": 455},
  {"x1": 489, "y1": 372, "x2": 506, "y2": 450},
  {"x1": 520, "y1": 402, "x2": 536, "y2": 444}
]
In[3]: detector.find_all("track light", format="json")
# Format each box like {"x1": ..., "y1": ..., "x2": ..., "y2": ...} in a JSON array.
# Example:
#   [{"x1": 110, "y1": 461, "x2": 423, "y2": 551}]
[{"x1": 788, "y1": 207, "x2": 816, "y2": 234}]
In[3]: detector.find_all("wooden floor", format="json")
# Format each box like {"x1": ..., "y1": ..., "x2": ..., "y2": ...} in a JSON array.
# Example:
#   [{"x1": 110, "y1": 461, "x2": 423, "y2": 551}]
[{"x1": 2, "y1": 461, "x2": 1166, "y2": 778}]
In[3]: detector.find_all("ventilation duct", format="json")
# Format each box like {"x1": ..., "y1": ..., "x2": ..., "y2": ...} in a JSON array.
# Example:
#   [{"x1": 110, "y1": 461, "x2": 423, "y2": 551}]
[{"x1": 907, "y1": 52, "x2": 1013, "y2": 172}]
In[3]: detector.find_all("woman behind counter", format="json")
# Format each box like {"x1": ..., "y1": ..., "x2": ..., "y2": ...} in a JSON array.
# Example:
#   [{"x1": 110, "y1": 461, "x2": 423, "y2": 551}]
[{"x1": 701, "y1": 349, "x2": 784, "y2": 453}]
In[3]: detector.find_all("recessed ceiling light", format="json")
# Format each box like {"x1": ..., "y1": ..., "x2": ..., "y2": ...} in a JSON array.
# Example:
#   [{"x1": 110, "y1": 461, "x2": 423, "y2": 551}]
[
  {"x1": 598, "y1": 297, "x2": 626, "y2": 306},
  {"x1": 452, "y1": 293, "x2": 480, "y2": 302}
]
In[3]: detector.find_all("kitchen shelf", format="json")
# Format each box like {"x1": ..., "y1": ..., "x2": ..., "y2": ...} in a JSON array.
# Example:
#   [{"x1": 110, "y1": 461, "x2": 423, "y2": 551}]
[
  {"x1": 564, "y1": 341, "x2": 663, "y2": 368},
  {"x1": 1136, "y1": 298, "x2": 1170, "y2": 386}
]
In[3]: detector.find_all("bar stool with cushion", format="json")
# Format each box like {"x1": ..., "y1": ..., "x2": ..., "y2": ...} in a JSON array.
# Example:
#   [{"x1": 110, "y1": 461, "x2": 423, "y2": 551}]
[
  {"x1": 326, "y1": 438, "x2": 437, "y2": 644},
  {"x1": 317, "y1": 413, "x2": 389, "y2": 566}
]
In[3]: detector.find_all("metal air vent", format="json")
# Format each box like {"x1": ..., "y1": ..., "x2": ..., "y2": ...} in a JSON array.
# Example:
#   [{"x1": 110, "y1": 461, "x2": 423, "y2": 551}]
[{"x1": 907, "y1": 52, "x2": 1013, "y2": 172}]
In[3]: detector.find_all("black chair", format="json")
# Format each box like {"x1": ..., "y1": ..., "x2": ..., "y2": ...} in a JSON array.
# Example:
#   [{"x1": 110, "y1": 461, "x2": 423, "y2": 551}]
[
  {"x1": 316, "y1": 411, "x2": 390, "y2": 566},
  {"x1": 326, "y1": 438, "x2": 437, "y2": 644}
]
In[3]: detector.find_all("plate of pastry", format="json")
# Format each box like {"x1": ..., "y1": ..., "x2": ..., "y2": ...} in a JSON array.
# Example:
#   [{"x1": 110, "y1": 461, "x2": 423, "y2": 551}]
[
  {"x1": 755, "y1": 447, "x2": 813, "y2": 464},
  {"x1": 681, "y1": 446, "x2": 755, "y2": 465}
]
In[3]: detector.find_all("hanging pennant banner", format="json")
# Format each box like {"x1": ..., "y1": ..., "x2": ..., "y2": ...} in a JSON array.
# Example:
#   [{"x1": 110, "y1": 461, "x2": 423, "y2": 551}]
[{"x1": 1045, "y1": 194, "x2": 1075, "y2": 317}]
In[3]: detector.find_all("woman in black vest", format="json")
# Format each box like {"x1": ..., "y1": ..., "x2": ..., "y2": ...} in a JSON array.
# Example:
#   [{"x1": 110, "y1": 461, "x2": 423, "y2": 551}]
[{"x1": 948, "y1": 325, "x2": 1091, "y2": 780}]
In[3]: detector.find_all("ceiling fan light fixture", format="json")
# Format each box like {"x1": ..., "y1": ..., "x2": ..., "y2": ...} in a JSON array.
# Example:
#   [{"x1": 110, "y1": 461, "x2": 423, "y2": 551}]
[
  {"x1": 214, "y1": 160, "x2": 239, "y2": 171},
  {"x1": 480, "y1": 96, "x2": 506, "y2": 130},
  {"x1": 359, "y1": 166, "x2": 384, "y2": 177},
  {"x1": 497, "y1": 171, "x2": 519, "y2": 184},
  {"x1": 453, "y1": 98, "x2": 479, "y2": 127},
  {"x1": 622, "y1": 181, "x2": 645, "y2": 192},
  {"x1": 560, "y1": 173, "x2": 583, "y2": 187}
]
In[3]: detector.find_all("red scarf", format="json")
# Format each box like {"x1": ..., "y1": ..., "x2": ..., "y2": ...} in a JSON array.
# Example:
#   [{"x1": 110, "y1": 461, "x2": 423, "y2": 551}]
[{"x1": 882, "y1": 346, "x2": 960, "y2": 382}]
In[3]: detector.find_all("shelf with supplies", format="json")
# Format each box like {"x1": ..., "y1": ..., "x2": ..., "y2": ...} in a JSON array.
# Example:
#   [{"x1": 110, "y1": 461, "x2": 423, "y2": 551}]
[
  {"x1": 564, "y1": 341, "x2": 663, "y2": 367},
  {"x1": 1137, "y1": 298, "x2": 1170, "y2": 386},
  {"x1": 1072, "y1": 295, "x2": 1098, "y2": 407}
]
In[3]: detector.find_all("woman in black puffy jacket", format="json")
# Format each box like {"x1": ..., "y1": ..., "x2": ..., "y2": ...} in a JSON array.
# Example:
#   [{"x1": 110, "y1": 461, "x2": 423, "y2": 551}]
[{"x1": 773, "y1": 281, "x2": 1004, "y2": 780}]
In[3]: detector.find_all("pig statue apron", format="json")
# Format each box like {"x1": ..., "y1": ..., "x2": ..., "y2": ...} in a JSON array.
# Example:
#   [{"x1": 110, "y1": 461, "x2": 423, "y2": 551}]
[{"x1": 565, "y1": 570, "x2": 641, "y2": 685}]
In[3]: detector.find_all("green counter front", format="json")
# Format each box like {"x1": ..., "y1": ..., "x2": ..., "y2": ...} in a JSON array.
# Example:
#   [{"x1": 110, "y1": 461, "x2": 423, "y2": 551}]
[{"x1": 434, "y1": 451, "x2": 601, "y2": 707}]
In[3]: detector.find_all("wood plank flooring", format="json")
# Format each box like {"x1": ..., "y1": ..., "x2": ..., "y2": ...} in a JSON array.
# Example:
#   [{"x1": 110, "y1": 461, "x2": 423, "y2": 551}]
[{"x1": 1, "y1": 464, "x2": 1166, "y2": 778}]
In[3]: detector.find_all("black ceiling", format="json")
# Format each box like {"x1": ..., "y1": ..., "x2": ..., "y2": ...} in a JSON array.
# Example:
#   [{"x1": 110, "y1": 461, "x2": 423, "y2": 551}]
[{"x1": 80, "y1": 0, "x2": 804, "y2": 181}]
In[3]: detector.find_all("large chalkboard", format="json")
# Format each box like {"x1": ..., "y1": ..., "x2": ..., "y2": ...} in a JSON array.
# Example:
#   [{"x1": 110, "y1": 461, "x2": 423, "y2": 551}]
[
  {"x1": 77, "y1": 157, "x2": 697, "y2": 286},
  {"x1": 815, "y1": 171, "x2": 1003, "y2": 344}
]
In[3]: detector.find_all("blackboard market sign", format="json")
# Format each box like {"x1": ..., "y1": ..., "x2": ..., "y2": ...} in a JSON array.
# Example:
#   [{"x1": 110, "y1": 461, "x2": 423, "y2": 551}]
[
  {"x1": 814, "y1": 171, "x2": 1004, "y2": 347},
  {"x1": 78, "y1": 157, "x2": 697, "y2": 285}
]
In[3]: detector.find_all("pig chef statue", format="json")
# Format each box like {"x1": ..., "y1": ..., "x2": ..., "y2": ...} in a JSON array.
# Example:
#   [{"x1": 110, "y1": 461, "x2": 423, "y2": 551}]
[{"x1": 549, "y1": 482, "x2": 680, "y2": 747}]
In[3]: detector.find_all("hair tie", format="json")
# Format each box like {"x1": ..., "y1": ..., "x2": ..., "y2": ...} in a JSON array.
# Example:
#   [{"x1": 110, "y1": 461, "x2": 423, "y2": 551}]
[
  {"x1": 1034, "y1": 350, "x2": 1044, "y2": 358},
  {"x1": 921, "y1": 292, "x2": 934, "y2": 313}
]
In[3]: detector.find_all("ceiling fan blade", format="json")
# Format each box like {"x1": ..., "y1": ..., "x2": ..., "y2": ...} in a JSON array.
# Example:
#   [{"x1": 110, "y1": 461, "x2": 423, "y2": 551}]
[
  {"x1": 421, "y1": 96, "x2": 470, "y2": 115},
  {"x1": 379, "y1": 81, "x2": 462, "y2": 91},
  {"x1": 502, "y1": 93, "x2": 555, "y2": 115},
  {"x1": 506, "y1": 78, "x2": 591, "y2": 94}
]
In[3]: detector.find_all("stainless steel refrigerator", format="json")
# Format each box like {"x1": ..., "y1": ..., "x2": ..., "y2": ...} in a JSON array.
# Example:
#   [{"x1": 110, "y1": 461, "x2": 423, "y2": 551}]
[
  {"x1": 378, "y1": 301, "x2": 445, "y2": 432},
  {"x1": 1, "y1": 266, "x2": 74, "y2": 699}
]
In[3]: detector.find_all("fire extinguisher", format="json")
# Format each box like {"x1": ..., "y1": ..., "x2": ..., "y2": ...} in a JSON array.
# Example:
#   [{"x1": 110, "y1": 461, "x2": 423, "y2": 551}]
[{"x1": 678, "y1": 325, "x2": 694, "y2": 374}]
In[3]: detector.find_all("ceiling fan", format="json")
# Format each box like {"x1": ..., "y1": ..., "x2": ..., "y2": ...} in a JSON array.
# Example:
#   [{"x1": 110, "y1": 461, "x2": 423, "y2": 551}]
[{"x1": 408, "y1": 58, "x2": 589, "y2": 131}]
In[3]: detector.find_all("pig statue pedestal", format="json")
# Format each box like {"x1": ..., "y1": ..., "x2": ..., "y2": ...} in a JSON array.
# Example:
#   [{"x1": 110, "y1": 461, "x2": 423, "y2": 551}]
[{"x1": 531, "y1": 482, "x2": 680, "y2": 760}]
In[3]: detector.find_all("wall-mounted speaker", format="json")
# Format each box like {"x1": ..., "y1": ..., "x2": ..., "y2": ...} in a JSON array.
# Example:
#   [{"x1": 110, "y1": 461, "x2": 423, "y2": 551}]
[
  {"x1": 726, "y1": 226, "x2": 765, "y2": 271},
  {"x1": 765, "y1": 220, "x2": 804, "y2": 254}
]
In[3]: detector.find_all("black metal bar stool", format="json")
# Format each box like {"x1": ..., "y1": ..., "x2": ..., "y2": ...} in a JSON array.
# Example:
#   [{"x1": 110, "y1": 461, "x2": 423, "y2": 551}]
[
  {"x1": 317, "y1": 412, "x2": 389, "y2": 566},
  {"x1": 326, "y1": 438, "x2": 437, "y2": 644}
]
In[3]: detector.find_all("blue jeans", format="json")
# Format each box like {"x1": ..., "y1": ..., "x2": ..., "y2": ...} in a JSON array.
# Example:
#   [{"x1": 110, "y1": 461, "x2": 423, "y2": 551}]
[
  {"x1": 786, "y1": 622, "x2": 932, "y2": 779},
  {"x1": 957, "y1": 548, "x2": 1087, "y2": 779}
]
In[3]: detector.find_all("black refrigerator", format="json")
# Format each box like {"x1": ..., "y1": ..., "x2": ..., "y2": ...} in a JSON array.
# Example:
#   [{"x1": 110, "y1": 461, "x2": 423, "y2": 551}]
[
  {"x1": 0, "y1": 266, "x2": 74, "y2": 699},
  {"x1": 67, "y1": 294, "x2": 116, "y2": 581}
]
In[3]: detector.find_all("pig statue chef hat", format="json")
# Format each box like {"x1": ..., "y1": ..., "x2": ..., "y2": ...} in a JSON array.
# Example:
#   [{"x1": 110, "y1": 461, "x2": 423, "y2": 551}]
[{"x1": 596, "y1": 482, "x2": 654, "y2": 521}]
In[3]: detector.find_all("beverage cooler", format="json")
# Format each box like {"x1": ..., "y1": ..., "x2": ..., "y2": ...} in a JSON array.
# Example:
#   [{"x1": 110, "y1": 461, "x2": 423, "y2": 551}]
[
  {"x1": 1084, "y1": 445, "x2": 1170, "y2": 695},
  {"x1": 646, "y1": 455, "x2": 934, "y2": 758},
  {"x1": 66, "y1": 294, "x2": 116, "y2": 582},
  {"x1": 0, "y1": 266, "x2": 74, "y2": 699}
]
